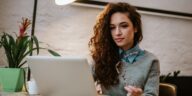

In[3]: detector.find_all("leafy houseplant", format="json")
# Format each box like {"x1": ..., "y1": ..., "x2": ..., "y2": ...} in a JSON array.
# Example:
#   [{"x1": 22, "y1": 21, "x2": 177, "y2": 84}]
[
  {"x1": 0, "y1": 18, "x2": 60, "y2": 92},
  {"x1": 160, "y1": 70, "x2": 181, "y2": 83}
]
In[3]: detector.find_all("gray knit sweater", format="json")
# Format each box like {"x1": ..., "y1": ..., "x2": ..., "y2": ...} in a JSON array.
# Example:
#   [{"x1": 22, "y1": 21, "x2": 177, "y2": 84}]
[{"x1": 91, "y1": 49, "x2": 160, "y2": 96}]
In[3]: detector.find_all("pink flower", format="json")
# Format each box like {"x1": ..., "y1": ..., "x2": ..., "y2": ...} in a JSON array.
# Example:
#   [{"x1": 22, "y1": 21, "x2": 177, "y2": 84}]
[{"x1": 19, "y1": 18, "x2": 31, "y2": 37}]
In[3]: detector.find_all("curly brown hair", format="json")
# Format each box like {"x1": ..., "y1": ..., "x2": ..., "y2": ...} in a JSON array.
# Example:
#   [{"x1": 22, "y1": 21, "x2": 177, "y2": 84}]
[{"x1": 89, "y1": 2, "x2": 143, "y2": 89}]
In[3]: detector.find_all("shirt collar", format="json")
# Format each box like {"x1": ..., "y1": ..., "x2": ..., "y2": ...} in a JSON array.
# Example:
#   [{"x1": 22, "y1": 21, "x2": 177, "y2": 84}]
[{"x1": 119, "y1": 44, "x2": 143, "y2": 64}]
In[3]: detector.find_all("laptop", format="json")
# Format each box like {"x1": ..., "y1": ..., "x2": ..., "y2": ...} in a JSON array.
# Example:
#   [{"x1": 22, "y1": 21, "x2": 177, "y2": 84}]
[{"x1": 26, "y1": 56, "x2": 98, "y2": 96}]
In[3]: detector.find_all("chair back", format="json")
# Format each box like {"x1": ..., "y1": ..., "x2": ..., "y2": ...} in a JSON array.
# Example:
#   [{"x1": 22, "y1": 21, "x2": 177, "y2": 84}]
[{"x1": 159, "y1": 83, "x2": 176, "y2": 96}]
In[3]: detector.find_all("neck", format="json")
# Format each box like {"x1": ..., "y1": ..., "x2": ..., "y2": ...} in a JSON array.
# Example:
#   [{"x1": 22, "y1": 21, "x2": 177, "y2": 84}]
[{"x1": 122, "y1": 42, "x2": 134, "y2": 51}]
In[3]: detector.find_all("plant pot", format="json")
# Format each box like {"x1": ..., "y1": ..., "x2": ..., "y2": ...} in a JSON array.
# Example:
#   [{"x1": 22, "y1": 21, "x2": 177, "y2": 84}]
[{"x1": 0, "y1": 68, "x2": 25, "y2": 92}]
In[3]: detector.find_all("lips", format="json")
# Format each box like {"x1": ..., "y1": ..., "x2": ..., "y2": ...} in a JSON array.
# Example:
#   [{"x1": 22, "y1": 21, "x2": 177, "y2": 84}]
[{"x1": 115, "y1": 38, "x2": 124, "y2": 42}]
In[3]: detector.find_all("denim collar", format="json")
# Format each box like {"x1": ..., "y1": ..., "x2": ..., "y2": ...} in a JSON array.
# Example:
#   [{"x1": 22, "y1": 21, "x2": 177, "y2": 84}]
[{"x1": 119, "y1": 44, "x2": 143, "y2": 64}]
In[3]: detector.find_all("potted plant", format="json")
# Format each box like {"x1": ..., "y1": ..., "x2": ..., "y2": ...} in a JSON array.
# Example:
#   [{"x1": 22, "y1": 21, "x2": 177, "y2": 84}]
[
  {"x1": 0, "y1": 18, "x2": 60, "y2": 92},
  {"x1": 160, "y1": 70, "x2": 180, "y2": 83}
]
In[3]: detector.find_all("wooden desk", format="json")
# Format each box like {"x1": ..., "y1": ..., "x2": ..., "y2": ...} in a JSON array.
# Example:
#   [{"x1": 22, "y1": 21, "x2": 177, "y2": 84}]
[{"x1": 0, "y1": 92, "x2": 40, "y2": 96}]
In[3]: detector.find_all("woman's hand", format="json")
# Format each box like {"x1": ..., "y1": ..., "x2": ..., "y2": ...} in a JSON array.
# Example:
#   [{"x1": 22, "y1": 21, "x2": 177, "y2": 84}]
[
  {"x1": 95, "y1": 82, "x2": 102, "y2": 94},
  {"x1": 124, "y1": 85, "x2": 143, "y2": 96}
]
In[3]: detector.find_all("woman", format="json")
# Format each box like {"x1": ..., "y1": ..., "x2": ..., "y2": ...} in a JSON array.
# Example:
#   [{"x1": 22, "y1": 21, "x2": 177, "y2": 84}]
[{"x1": 89, "y1": 2, "x2": 160, "y2": 96}]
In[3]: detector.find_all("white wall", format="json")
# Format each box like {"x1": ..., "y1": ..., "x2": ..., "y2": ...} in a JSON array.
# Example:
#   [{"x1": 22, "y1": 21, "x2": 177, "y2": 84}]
[
  {"x1": 140, "y1": 14, "x2": 192, "y2": 75},
  {"x1": 0, "y1": 0, "x2": 192, "y2": 75},
  {"x1": 97, "y1": 0, "x2": 192, "y2": 13}
]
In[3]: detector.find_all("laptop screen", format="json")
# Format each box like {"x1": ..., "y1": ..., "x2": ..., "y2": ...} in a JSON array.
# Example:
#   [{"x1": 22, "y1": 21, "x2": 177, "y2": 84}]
[{"x1": 27, "y1": 56, "x2": 97, "y2": 96}]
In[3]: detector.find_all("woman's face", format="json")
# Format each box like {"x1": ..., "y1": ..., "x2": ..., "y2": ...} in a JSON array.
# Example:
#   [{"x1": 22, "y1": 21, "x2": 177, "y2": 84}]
[{"x1": 110, "y1": 12, "x2": 137, "y2": 50}]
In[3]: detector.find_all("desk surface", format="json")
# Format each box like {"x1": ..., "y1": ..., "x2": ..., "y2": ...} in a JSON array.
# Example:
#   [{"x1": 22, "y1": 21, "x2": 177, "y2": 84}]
[
  {"x1": 0, "y1": 92, "x2": 109, "y2": 96},
  {"x1": 0, "y1": 92, "x2": 40, "y2": 96}
]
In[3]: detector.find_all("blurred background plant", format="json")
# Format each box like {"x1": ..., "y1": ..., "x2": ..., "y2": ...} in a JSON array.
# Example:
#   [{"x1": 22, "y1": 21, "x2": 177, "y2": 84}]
[{"x1": 160, "y1": 70, "x2": 181, "y2": 82}]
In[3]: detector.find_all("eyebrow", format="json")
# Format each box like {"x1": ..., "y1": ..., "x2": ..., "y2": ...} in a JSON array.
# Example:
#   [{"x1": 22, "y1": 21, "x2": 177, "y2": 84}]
[
  {"x1": 110, "y1": 22, "x2": 128, "y2": 26},
  {"x1": 119, "y1": 22, "x2": 128, "y2": 25}
]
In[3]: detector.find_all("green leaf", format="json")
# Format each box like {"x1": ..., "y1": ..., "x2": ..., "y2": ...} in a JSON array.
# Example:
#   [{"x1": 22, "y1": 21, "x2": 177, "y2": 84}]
[
  {"x1": 31, "y1": 35, "x2": 39, "y2": 54},
  {"x1": 15, "y1": 36, "x2": 30, "y2": 67},
  {"x1": 18, "y1": 60, "x2": 27, "y2": 68},
  {"x1": 7, "y1": 34, "x2": 16, "y2": 47},
  {"x1": 2, "y1": 33, "x2": 15, "y2": 67},
  {"x1": 48, "y1": 49, "x2": 61, "y2": 56},
  {"x1": 19, "y1": 47, "x2": 39, "y2": 63}
]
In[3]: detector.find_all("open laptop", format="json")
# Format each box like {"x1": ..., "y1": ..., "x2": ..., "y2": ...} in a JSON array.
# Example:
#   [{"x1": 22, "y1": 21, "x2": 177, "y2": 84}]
[{"x1": 26, "y1": 56, "x2": 98, "y2": 96}]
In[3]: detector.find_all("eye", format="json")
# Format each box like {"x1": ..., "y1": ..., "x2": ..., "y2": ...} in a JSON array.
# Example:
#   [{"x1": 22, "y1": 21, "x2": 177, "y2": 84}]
[
  {"x1": 110, "y1": 26, "x2": 115, "y2": 30},
  {"x1": 121, "y1": 24, "x2": 128, "y2": 28}
]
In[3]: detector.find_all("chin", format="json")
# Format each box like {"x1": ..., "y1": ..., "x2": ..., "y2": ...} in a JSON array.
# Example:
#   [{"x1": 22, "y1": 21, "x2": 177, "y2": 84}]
[{"x1": 116, "y1": 43, "x2": 125, "y2": 48}]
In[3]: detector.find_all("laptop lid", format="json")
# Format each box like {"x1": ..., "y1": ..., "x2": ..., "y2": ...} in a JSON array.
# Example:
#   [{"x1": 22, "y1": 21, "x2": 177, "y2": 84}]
[{"x1": 27, "y1": 56, "x2": 97, "y2": 96}]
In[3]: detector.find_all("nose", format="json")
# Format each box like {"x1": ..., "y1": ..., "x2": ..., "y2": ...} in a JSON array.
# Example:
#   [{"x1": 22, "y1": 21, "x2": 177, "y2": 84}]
[{"x1": 115, "y1": 27, "x2": 122, "y2": 35}]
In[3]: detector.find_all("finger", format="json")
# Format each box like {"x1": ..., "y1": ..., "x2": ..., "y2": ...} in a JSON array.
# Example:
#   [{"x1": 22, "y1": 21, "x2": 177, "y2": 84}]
[
  {"x1": 137, "y1": 88, "x2": 142, "y2": 93},
  {"x1": 124, "y1": 86, "x2": 133, "y2": 93},
  {"x1": 127, "y1": 92, "x2": 131, "y2": 96},
  {"x1": 125, "y1": 87, "x2": 134, "y2": 96},
  {"x1": 95, "y1": 83, "x2": 102, "y2": 94},
  {"x1": 128, "y1": 86, "x2": 137, "y2": 91},
  {"x1": 128, "y1": 86, "x2": 142, "y2": 95},
  {"x1": 133, "y1": 87, "x2": 142, "y2": 94}
]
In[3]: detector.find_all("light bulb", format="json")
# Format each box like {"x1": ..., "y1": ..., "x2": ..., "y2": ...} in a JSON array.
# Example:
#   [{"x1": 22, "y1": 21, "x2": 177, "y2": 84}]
[{"x1": 55, "y1": 0, "x2": 76, "y2": 5}]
